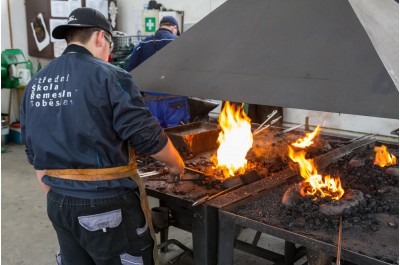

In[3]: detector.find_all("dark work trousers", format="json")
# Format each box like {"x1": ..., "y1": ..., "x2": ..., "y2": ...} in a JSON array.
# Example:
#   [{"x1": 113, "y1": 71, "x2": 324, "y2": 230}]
[{"x1": 47, "y1": 189, "x2": 154, "y2": 265}]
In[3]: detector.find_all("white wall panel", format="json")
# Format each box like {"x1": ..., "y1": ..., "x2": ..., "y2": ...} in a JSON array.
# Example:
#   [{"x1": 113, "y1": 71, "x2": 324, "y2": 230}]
[{"x1": 1, "y1": 0, "x2": 397, "y2": 137}]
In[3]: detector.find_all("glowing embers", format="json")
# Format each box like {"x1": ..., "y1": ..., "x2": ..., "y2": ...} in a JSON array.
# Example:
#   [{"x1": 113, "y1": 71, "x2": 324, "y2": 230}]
[
  {"x1": 291, "y1": 125, "x2": 320, "y2": 148},
  {"x1": 288, "y1": 146, "x2": 344, "y2": 201},
  {"x1": 211, "y1": 102, "x2": 253, "y2": 179},
  {"x1": 374, "y1": 145, "x2": 397, "y2": 167}
]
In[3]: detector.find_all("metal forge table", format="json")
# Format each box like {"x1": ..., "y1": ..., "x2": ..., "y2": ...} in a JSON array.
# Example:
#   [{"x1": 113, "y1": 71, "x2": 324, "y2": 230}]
[
  {"x1": 143, "y1": 135, "x2": 384, "y2": 265},
  {"x1": 218, "y1": 181, "x2": 399, "y2": 265},
  {"x1": 217, "y1": 138, "x2": 399, "y2": 265},
  {"x1": 145, "y1": 182, "x2": 219, "y2": 265}
]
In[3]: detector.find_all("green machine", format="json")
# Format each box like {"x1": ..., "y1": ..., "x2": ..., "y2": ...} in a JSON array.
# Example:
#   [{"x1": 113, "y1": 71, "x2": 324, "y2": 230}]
[
  {"x1": 1, "y1": 49, "x2": 31, "y2": 89},
  {"x1": 1, "y1": 49, "x2": 32, "y2": 153}
]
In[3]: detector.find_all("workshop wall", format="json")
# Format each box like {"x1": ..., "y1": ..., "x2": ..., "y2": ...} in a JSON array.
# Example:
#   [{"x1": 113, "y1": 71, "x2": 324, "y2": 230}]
[
  {"x1": 117, "y1": 0, "x2": 226, "y2": 34},
  {"x1": 1, "y1": 0, "x2": 398, "y2": 137},
  {"x1": 1, "y1": 0, "x2": 226, "y2": 121},
  {"x1": 1, "y1": 0, "x2": 227, "y2": 65}
]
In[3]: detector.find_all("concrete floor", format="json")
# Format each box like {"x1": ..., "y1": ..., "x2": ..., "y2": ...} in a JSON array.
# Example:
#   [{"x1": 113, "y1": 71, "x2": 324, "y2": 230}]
[{"x1": 2, "y1": 143, "x2": 308, "y2": 265}]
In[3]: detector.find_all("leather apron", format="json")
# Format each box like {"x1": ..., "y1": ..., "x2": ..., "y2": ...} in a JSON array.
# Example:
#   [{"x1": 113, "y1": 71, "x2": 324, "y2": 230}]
[{"x1": 44, "y1": 149, "x2": 160, "y2": 265}]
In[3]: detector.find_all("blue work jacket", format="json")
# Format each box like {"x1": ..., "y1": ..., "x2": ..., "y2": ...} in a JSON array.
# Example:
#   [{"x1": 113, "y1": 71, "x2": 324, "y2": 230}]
[
  {"x1": 20, "y1": 45, "x2": 168, "y2": 198},
  {"x1": 125, "y1": 28, "x2": 177, "y2": 72}
]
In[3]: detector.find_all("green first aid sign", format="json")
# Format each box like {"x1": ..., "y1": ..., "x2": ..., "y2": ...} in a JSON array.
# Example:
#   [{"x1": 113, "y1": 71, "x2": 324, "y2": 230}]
[{"x1": 144, "y1": 17, "x2": 156, "y2": 32}]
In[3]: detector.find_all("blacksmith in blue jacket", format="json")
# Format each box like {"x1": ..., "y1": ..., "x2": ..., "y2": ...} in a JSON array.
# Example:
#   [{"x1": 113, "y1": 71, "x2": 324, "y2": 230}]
[
  {"x1": 20, "y1": 7, "x2": 184, "y2": 265},
  {"x1": 125, "y1": 16, "x2": 189, "y2": 128}
]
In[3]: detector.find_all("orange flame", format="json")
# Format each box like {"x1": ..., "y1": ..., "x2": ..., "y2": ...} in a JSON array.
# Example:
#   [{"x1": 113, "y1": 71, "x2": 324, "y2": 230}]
[
  {"x1": 292, "y1": 126, "x2": 320, "y2": 148},
  {"x1": 374, "y1": 145, "x2": 397, "y2": 167},
  {"x1": 211, "y1": 102, "x2": 253, "y2": 178},
  {"x1": 288, "y1": 146, "x2": 344, "y2": 200}
]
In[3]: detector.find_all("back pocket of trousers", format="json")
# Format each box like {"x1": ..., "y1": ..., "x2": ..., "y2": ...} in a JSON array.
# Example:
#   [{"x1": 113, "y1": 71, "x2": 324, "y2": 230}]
[{"x1": 78, "y1": 209, "x2": 128, "y2": 257}]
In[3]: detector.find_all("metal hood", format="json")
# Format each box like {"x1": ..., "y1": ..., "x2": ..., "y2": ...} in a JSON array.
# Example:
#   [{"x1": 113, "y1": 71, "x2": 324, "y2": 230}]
[{"x1": 132, "y1": 0, "x2": 399, "y2": 119}]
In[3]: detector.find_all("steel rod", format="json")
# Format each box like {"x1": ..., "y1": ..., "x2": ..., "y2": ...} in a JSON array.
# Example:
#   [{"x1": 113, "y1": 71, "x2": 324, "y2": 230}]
[
  {"x1": 192, "y1": 182, "x2": 245, "y2": 207},
  {"x1": 253, "y1": 110, "x2": 278, "y2": 134},
  {"x1": 336, "y1": 214, "x2": 343, "y2": 265},
  {"x1": 281, "y1": 123, "x2": 305, "y2": 134},
  {"x1": 139, "y1": 171, "x2": 161, "y2": 178},
  {"x1": 184, "y1": 166, "x2": 211, "y2": 178},
  {"x1": 253, "y1": 116, "x2": 282, "y2": 136}
]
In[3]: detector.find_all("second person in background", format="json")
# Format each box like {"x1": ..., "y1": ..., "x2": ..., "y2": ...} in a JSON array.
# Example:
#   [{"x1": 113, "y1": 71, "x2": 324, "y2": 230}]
[{"x1": 125, "y1": 16, "x2": 189, "y2": 128}]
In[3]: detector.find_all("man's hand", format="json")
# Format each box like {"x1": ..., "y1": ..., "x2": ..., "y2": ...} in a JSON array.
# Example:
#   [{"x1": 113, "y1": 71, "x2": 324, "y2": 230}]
[
  {"x1": 167, "y1": 156, "x2": 185, "y2": 176},
  {"x1": 36, "y1": 170, "x2": 51, "y2": 194},
  {"x1": 150, "y1": 138, "x2": 185, "y2": 181},
  {"x1": 165, "y1": 157, "x2": 185, "y2": 183}
]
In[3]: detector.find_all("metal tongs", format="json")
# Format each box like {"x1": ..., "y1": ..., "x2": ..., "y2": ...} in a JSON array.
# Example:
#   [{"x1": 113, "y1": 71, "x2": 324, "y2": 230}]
[
  {"x1": 143, "y1": 167, "x2": 209, "y2": 183},
  {"x1": 252, "y1": 110, "x2": 278, "y2": 135},
  {"x1": 253, "y1": 116, "x2": 282, "y2": 136}
]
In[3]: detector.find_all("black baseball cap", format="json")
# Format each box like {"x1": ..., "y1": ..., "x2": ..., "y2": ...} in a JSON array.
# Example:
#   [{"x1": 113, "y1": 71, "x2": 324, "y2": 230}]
[
  {"x1": 160, "y1": 16, "x2": 180, "y2": 36},
  {"x1": 52, "y1": 7, "x2": 112, "y2": 39}
]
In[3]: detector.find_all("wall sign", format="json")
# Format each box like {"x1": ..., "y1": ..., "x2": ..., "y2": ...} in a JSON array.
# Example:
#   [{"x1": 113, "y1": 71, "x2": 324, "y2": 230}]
[{"x1": 25, "y1": 0, "x2": 117, "y2": 59}]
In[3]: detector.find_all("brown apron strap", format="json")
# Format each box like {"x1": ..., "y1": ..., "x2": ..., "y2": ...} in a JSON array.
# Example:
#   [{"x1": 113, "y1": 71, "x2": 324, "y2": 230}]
[
  {"x1": 127, "y1": 146, "x2": 160, "y2": 263},
  {"x1": 44, "y1": 164, "x2": 137, "y2": 181},
  {"x1": 44, "y1": 145, "x2": 138, "y2": 181},
  {"x1": 130, "y1": 173, "x2": 160, "y2": 265}
]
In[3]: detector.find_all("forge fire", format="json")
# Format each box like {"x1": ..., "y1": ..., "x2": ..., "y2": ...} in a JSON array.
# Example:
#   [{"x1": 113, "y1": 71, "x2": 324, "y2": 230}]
[
  {"x1": 288, "y1": 146, "x2": 345, "y2": 201},
  {"x1": 287, "y1": 126, "x2": 344, "y2": 201},
  {"x1": 210, "y1": 102, "x2": 253, "y2": 179},
  {"x1": 374, "y1": 145, "x2": 397, "y2": 167}
]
